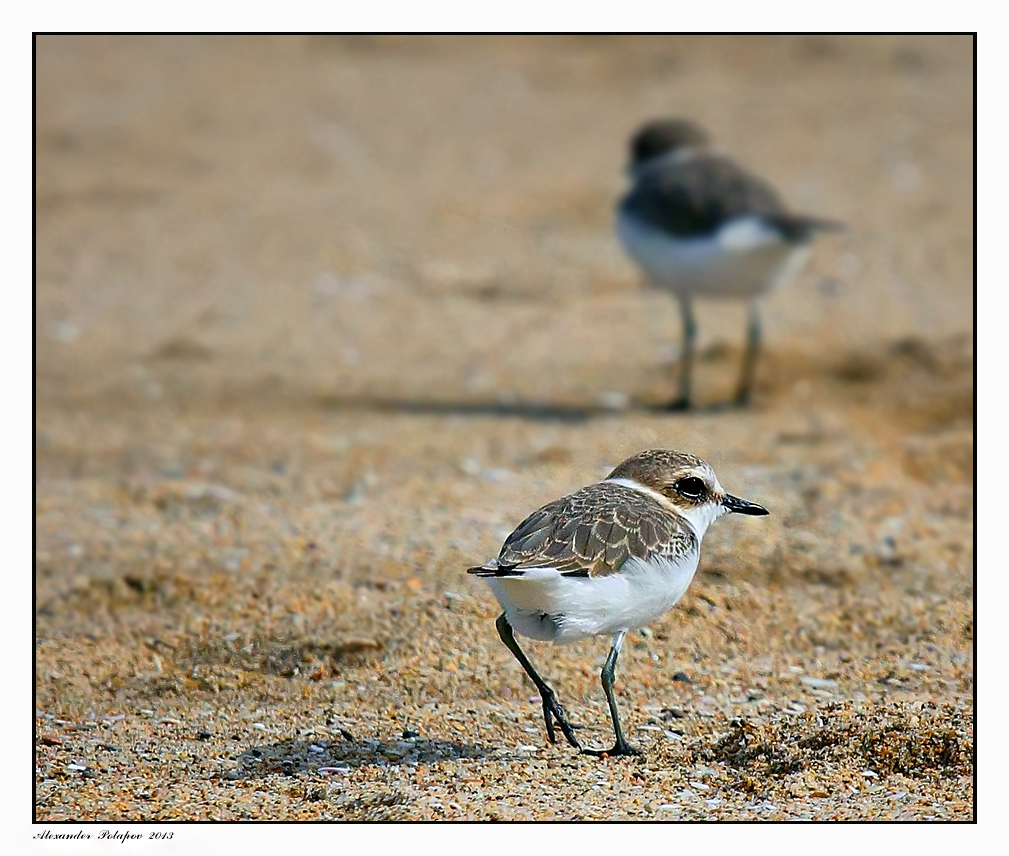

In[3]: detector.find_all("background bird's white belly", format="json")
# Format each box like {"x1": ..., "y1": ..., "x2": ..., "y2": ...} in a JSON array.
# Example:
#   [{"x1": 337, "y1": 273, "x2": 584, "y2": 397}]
[
  {"x1": 489, "y1": 553, "x2": 700, "y2": 645},
  {"x1": 617, "y1": 213, "x2": 811, "y2": 300}
]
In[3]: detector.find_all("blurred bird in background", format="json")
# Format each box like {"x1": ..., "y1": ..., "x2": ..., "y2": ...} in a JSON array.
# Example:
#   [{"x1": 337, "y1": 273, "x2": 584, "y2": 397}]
[{"x1": 616, "y1": 118, "x2": 844, "y2": 410}]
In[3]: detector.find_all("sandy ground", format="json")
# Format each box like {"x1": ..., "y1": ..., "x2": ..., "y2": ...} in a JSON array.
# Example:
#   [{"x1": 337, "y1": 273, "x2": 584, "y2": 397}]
[{"x1": 35, "y1": 35, "x2": 973, "y2": 821}]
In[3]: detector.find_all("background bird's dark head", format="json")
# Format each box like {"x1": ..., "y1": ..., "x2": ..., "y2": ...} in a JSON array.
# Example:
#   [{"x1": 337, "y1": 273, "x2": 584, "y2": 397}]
[{"x1": 629, "y1": 118, "x2": 711, "y2": 169}]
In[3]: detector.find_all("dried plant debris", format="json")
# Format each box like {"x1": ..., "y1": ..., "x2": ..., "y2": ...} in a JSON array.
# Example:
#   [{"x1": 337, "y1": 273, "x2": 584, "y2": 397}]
[{"x1": 694, "y1": 703, "x2": 972, "y2": 781}]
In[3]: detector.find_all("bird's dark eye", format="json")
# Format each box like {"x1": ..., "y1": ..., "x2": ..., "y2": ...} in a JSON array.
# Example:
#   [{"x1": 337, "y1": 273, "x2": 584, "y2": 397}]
[{"x1": 675, "y1": 477, "x2": 707, "y2": 500}]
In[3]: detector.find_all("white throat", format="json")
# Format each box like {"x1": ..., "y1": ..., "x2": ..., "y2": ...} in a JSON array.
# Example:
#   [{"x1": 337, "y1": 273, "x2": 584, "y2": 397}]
[{"x1": 679, "y1": 499, "x2": 726, "y2": 540}]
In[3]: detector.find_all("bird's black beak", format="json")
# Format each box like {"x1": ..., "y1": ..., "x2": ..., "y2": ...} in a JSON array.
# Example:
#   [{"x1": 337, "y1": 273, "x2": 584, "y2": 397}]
[{"x1": 722, "y1": 494, "x2": 769, "y2": 516}]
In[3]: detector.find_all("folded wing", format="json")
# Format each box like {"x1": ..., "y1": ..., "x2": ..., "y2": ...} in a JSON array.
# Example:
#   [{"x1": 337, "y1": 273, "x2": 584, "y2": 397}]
[
  {"x1": 621, "y1": 155, "x2": 845, "y2": 242},
  {"x1": 467, "y1": 484, "x2": 696, "y2": 579}
]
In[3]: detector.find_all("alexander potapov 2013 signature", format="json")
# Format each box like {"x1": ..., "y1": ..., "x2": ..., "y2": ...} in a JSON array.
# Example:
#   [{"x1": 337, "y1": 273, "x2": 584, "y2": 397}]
[{"x1": 33, "y1": 829, "x2": 174, "y2": 841}]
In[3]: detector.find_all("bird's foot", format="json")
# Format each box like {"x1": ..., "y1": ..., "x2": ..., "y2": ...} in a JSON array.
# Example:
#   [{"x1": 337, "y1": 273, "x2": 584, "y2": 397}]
[
  {"x1": 665, "y1": 396, "x2": 692, "y2": 412},
  {"x1": 540, "y1": 687, "x2": 581, "y2": 750},
  {"x1": 581, "y1": 741, "x2": 643, "y2": 759}
]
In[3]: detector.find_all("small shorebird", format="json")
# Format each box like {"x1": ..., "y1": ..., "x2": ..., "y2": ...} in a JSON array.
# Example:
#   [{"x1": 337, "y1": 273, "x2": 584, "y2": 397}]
[
  {"x1": 616, "y1": 118, "x2": 843, "y2": 410},
  {"x1": 468, "y1": 449, "x2": 768, "y2": 756}
]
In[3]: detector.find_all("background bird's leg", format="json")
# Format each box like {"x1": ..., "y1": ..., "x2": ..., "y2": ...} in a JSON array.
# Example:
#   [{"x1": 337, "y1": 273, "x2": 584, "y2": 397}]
[
  {"x1": 670, "y1": 295, "x2": 696, "y2": 410},
  {"x1": 495, "y1": 613, "x2": 581, "y2": 750},
  {"x1": 582, "y1": 630, "x2": 641, "y2": 757},
  {"x1": 735, "y1": 300, "x2": 761, "y2": 405}
]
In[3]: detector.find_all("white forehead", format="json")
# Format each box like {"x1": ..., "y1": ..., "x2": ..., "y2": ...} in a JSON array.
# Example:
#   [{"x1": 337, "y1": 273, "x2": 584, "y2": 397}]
[{"x1": 689, "y1": 461, "x2": 724, "y2": 493}]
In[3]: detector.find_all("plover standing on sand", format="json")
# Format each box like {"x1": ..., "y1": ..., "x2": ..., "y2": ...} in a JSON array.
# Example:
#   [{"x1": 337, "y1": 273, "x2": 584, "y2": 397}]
[
  {"x1": 617, "y1": 118, "x2": 843, "y2": 410},
  {"x1": 468, "y1": 449, "x2": 768, "y2": 756}
]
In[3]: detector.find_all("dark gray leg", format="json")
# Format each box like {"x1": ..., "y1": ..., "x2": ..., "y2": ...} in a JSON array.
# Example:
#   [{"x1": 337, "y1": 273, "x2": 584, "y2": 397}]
[
  {"x1": 581, "y1": 631, "x2": 641, "y2": 757},
  {"x1": 670, "y1": 295, "x2": 696, "y2": 410},
  {"x1": 495, "y1": 613, "x2": 581, "y2": 750},
  {"x1": 735, "y1": 300, "x2": 761, "y2": 406}
]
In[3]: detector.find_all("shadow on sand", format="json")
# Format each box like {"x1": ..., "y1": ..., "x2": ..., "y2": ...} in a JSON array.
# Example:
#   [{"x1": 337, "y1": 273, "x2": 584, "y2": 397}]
[
  {"x1": 232, "y1": 736, "x2": 491, "y2": 780},
  {"x1": 314, "y1": 393, "x2": 746, "y2": 422}
]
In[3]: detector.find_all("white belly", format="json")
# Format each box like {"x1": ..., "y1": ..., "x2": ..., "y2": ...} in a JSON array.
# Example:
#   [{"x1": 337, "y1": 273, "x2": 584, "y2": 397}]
[
  {"x1": 488, "y1": 553, "x2": 700, "y2": 645},
  {"x1": 617, "y1": 212, "x2": 811, "y2": 301}
]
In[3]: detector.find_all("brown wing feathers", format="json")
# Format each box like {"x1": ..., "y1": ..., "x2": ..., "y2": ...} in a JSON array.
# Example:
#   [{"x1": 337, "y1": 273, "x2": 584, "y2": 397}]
[{"x1": 466, "y1": 484, "x2": 695, "y2": 579}]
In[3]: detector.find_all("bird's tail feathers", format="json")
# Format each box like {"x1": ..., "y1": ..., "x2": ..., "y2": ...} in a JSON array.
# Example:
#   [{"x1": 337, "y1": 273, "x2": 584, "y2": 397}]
[
  {"x1": 771, "y1": 214, "x2": 847, "y2": 241},
  {"x1": 467, "y1": 563, "x2": 524, "y2": 577}
]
